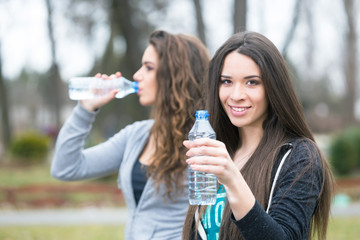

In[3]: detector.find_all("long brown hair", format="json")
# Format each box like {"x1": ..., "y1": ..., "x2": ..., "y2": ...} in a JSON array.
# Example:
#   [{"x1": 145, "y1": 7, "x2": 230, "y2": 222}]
[
  {"x1": 183, "y1": 31, "x2": 334, "y2": 239},
  {"x1": 147, "y1": 30, "x2": 210, "y2": 199}
]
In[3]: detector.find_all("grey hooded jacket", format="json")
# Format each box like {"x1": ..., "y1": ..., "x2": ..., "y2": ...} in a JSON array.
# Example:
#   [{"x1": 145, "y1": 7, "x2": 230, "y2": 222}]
[{"x1": 51, "y1": 103, "x2": 188, "y2": 240}]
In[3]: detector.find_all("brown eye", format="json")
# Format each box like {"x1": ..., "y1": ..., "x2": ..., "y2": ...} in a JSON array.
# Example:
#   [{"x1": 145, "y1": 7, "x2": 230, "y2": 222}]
[
  {"x1": 220, "y1": 79, "x2": 232, "y2": 85},
  {"x1": 247, "y1": 79, "x2": 259, "y2": 86}
]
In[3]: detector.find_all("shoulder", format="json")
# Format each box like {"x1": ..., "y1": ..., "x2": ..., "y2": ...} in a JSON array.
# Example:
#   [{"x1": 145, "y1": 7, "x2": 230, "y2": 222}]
[
  {"x1": 290, "y1": 138, "x2": 321, "y2": 165},
  {"x1": 280, "y1": 138, "x2": 323, "y2": 180}
]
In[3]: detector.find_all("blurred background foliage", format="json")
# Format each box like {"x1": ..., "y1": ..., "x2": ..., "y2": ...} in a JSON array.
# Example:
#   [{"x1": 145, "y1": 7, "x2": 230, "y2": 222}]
[
  {"x1": 330, "y1": 127, "x2": 360, "y2": 176},
  {"x1": 0, "y1": 0, "x2": 359, "y2": 178},
  {"x1": 9, "y1": 131, "x2": 51, "y2": 164}
]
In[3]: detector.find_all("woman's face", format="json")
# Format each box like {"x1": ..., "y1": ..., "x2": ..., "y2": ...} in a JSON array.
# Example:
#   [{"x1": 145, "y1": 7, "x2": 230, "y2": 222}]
[
  {"x1": 219, "y1": 51, "x2": 268, "y2": 130},
  {"x1": 133, "y1": 44, "x2": 158, "y2": 106}
]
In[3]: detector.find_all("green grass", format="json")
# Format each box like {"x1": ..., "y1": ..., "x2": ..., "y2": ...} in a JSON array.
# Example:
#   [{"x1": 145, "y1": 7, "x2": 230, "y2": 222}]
[
  {"x1": 0, "y1": 163, "x2": 122, "y2": 209},
  {"x1": 0, "y1": 163, "x2": 59, "y2": 187},
  {"x1": 0, "y1": 217, "x2": 358, "y2": 240},
  {"x1": 0, "y1": 162, "x2": 116, "y2": 187},
  {"x1": 0, "y1": 225, "x2": 125, "y2": 240},
  {"x1": 326, "y1": 217, "x2": 360, "y2": 240},
  {"x1": 1, "y1": 163, "x2": 359, "y2": 239}
]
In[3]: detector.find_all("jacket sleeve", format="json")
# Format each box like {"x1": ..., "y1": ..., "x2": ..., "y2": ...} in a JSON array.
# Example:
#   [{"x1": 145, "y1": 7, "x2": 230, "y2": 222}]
[
  {"x1": 50, "y1": 103, "x2": 129, "y2": 181},
  {"x1": 230, "y1": 140, "x2": 323, "y2": 239}
]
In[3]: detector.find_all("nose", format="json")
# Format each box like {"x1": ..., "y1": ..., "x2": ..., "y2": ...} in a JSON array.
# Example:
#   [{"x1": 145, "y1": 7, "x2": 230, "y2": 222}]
[
  {"x1": 133, "y1": 68, "x2": 142, "y2": 82},
  {"x1": 230, "y1": 83, "x2": 246, "y2": 101}
]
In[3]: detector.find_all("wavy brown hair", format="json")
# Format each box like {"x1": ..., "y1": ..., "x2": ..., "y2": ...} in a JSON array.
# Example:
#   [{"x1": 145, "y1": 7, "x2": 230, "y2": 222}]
[
  {"x1": 146, "y1": 30, "x2": 209, "y2": 200},
  {"x1": 183, "y1": 32, "x2": 334, "y2": 239}
]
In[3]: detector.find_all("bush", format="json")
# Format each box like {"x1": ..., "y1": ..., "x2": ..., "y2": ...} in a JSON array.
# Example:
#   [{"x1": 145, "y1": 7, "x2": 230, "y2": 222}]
[
  {"x1": 329, "y1": 127, "x2": 360, "y2": 175},
  {"x1": 10, "y1": 131, "x2": 51, "y2": 164}
]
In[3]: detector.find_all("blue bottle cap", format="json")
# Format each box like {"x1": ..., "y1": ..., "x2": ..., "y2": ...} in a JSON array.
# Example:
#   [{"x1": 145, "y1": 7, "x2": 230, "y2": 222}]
[
  {"x1": 195, "y1": 110, "x2": 209, "y2": 119},
  {"x1": 132, "y1": 81, "x2": 139, "y2": 93}
]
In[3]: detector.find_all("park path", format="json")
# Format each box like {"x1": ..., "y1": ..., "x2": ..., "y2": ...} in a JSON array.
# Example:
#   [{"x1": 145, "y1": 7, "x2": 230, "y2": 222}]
[
  {"x1": 0, "y1": 207, "x2": 128, "y2": 226},
  {"x1": 331, "y1": 202, "x2": 360, "y2": 217},
  {"x1": 1, "y1": 203, "x2": 360, "y2": 226}
]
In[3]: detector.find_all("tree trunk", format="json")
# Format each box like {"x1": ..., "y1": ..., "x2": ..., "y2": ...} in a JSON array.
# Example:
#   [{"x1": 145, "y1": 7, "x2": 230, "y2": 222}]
[
  {"x1": 115, "y1": 0, "x2": 143, "y2": 76},
  {"x1": 233, "y1": 0, "x2": 247, "y2": 33},
  {"x1": 45, "y1": 0, "x2": 62, "y2": 129},
  {"x1": 0, "y1": 41, "x2": 12, "y2": 149},
  {"x1": 342, "y1": 0, "x2": 358, "y2": 125},
  {"x1": 192, "y1": 0, "x2": 207, "y2": 45},
  {"x1": 281, "y1": 0, "x2": 302, "y2": 59},
  {"x1": 304, "y1": 0, "x2": 314, "y2": 79}
]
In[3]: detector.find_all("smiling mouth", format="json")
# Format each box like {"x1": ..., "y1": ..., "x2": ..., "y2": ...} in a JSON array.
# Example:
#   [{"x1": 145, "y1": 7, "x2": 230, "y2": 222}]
[{"x1": 231, "y1": 106, "x2": 250, "y2": 112}]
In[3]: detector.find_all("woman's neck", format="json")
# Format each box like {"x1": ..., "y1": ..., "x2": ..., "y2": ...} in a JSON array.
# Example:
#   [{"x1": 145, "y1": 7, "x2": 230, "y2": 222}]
[
  {"x1": 234, "y1": 126, "x2": 263, "y2": 169},
  {"x1": 239, "y1": 126, "x2": 263, "y2": 150}
]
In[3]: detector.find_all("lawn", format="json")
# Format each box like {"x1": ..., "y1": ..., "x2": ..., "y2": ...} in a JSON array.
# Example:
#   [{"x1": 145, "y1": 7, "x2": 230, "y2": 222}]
[
  {"x1": 0, "y1": 217, "x2": 359, "y2": 240},
  {"x1": 326, "y1": 217, "x2": 360, "y2": 240},
  {"x1": 0, "y1": 162, "x2": 123, "y2": 209},
  {"x1": 0, "y1": 163, "x2": 60, "y2": 187},
  {"x1": 0, "y1": 162, "x2": 117, "y2": 187},
  {"x1": 1, "y1": 162, "x2": 359, "y2": 239},
  {"x1": 0, "y1": 225, "x2": 125, "y2": 240}
]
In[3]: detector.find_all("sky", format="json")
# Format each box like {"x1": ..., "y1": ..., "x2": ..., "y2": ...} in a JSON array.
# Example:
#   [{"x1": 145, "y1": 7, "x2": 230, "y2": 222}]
[
  {"x1": 1, "y1": 0, "x2": 52, "y2": 79},
  {"x1": 0, "y1": 0, "x2": 358, "y2": 98}
]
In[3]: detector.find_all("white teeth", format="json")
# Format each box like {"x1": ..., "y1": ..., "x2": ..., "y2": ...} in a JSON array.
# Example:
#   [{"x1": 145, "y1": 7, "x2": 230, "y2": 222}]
[{"x1": 232, "y1": 107, "x2": 246, "y2": 112}]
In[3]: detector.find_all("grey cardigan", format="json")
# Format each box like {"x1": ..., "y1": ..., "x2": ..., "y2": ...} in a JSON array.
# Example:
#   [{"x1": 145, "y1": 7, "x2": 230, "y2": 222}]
[{"x1": 51, "y1": 103, "x2": 189, "y2": 240}]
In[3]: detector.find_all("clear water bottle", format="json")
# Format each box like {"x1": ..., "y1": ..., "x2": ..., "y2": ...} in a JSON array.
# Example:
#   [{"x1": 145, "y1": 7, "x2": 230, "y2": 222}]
[
  {"x1": 188, "y1": 110, "x2": 217, "y2": 205},
  {"x1": 68, "y1": 76, "x2": 138, "y2": 100}
]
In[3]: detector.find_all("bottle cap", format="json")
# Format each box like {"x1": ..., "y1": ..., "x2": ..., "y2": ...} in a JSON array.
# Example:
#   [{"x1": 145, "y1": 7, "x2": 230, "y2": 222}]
[
  {"x1": 132, "y1": 81, "x2": 139, "y2": 93},
  {"x1": 195, "y1": 110, "x2": 209, "y2": 119}
]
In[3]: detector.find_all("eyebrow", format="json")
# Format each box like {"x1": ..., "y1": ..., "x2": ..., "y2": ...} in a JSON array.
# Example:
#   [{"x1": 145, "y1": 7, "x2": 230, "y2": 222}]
[
  {"x1": 220, "y1": 75, "x2": 231, "y2": 79},
  {"x1": 220, "y1": 75, "x2": 261, "y2": 79},
  {"x1": 244, "y1": 75, "x2": 262, "y2": 79},
  {"x1": 143, "y1": 61, "x2": 156, "y2": 65}
]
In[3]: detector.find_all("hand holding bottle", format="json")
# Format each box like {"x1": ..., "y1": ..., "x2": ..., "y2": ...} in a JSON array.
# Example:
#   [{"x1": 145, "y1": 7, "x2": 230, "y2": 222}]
[
  {"x1": 184, "y1": 138, "x2": 239, "y2": 186},
  {"x1": 79, "y1": 73, "x2": 119, "y2": 112},
  {"x1": 68, "y1": 71, "x2": 138, "y2": 112}
]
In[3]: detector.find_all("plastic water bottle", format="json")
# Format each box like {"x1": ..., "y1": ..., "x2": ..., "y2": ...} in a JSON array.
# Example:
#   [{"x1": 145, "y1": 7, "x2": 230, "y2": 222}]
[
  {"x1": 68, "y1": 76, "x2": 138, "y2": 100},
  {"x1": 188, "y1": 110, "x2": 217, "y2": 205}
]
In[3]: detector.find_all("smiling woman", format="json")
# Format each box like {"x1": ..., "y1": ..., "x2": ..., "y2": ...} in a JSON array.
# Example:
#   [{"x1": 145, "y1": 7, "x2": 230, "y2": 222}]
[{"x1": 182, "y1": 31, "x2": 334, "y2": 240}]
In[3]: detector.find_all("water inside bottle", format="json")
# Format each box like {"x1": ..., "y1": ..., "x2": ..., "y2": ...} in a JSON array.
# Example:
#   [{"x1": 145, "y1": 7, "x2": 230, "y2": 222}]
[
  {"x1": 69, "y1": 86, "x2": 115, "y2": 100},
  {"x1": 68, "y1": 77, "x2": 137, "y2": 100},
  {"x1": 188, "y1": 131, "x2": 217, "y2": 205},
  {"x1": 188, "y1": 169, "x2": 217, "y2": 205},
  {"x1": 115, "y1": 87, "x2": 137, "y2": 98}
]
